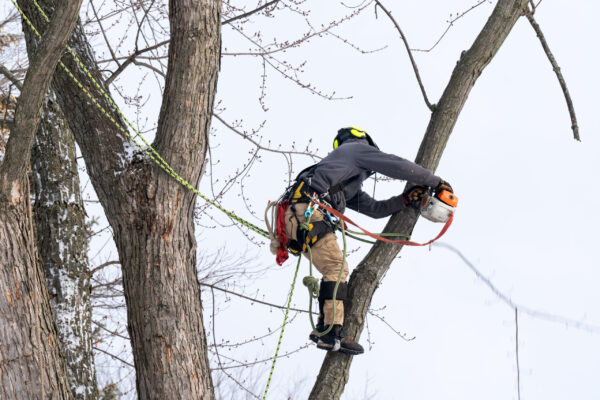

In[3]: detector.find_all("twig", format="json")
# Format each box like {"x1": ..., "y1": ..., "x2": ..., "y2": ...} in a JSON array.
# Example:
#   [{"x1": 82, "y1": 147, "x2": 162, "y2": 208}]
[
  {"x1": 367, "y1": 310, "x2": 415, "y2": 341},
  {"x1": 209, "y1": 343, "x2": 310, "y2": 371},
  {"x1": 90, "y1": 0, "x2": 120, "y2": 68},
  {"x1": 0, "y1": 63, "x2": 23, "y2": 89},
  {"x1": 374, "y1": 0, "x2": 435, "y2": 111},
  {"x1": 525, "y1": 11, "x2": 579, "y2": 141},
  {"x1": 200, "y1": 282, "x2": 316, "y2": 315},
  {"x1": 213, "y1": 113, "x2": 320, "y2": 159},
  {"x1": 93, "y1": 319, "x2": 130, "y2": 341},
  {"x1": 211, "y1": 288, "x2": 260, "y2": 399},
  {"x1": 222, "y1": 0, "x2": 280, "y2": 25},
  {"x1": 87, "y1": 260, "x2": 121, "y2": 277},
  {"x1": 94, "y1": 346, "x2": 135, "y2": 368},
  {"x1": 106, "y1": 40, "x2": 169, "y2": 85},
  {"x1": 411, "y1": 0, "x2": 490, "y2": 53}
]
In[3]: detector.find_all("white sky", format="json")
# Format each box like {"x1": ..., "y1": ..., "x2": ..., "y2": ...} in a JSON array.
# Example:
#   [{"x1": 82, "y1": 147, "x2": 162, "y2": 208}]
[{"x1": 25, "y1": 0, "x2": 598, "y2": 398}]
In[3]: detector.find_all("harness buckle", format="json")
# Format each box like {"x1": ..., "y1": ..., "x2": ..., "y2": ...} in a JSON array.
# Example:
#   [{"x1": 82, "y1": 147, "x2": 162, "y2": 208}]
[{"x1": 304, "y1": 192, "x2": 320, "y2": 220}]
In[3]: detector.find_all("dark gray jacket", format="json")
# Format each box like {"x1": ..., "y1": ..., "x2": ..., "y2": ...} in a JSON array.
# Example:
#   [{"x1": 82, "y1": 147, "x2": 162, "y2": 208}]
[{"x1": 299, "y1": 139, "x2": 441, "y2": 218}]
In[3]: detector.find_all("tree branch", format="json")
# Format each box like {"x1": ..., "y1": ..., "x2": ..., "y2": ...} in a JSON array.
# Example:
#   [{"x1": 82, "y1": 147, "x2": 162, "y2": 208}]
[
  {"x1": 222, "y1": 0, "x2": 279, "y2": 25},
  {"x1": 525, "y1": 12, "x2": 580, "y2": 141},
  {"x1": 1, "y1": 0, "x2": 82, "y2": 193},
  {"x1": 200, "y1": 282, "x2": 315, "y2": 315},
  {"x1": 94, "y1": 346, "x2": 135, "y2": 368},
  {"x1": 0, "y1": 63, "x2": 23, "y2": 90},
  {"x1": 106, "y1": 39, "x2": 169, "y2": 85},
  {"x1": 374, "y1": 0, "x2": 435, "y2": 111}
]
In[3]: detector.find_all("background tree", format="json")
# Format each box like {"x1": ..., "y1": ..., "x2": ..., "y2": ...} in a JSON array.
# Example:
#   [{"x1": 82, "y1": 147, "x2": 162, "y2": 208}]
[
  {"x1": 0, "y1": 0, "x2": 82, "y2": 398},
  {"x1": 17, "y1": 0, "x2": 221, "y2": 397}
]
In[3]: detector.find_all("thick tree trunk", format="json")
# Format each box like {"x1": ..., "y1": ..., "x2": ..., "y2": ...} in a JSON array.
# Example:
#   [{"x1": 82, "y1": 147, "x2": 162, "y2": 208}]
[
  {"x1": 19, "y1": 0, "x2": 222, "y2": 398},
  {"x1": 309, "y1": 1, "x2": 530, "y2": 399},
  {"x1": 0, "y1": 191, "x2": 73, "y2": 399},
  {"x1": 30, "y1": 93, "x2": 98, "y2": 399},
  {"x1": 0, "y1": 0, "x2": 82, "y2": 398}
]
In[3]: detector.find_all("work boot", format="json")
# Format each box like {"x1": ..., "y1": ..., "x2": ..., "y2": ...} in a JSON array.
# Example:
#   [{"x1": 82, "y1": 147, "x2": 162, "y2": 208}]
[
  {"x1": 309, "y1": 322, "x2": 325, "y2": 344},
  {"x1": 315, "y1": 325, "x2": 364, "y2": 355}
]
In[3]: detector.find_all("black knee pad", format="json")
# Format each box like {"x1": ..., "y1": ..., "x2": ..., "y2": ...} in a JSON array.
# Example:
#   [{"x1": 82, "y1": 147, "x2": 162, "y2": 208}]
[{"x1": 318, "y1": 281, "x2": 348, "y2": 302}]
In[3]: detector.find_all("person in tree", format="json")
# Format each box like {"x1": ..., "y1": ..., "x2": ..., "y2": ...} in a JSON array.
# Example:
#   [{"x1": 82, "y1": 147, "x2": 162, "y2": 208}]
[{"x1": 276, "y1": 127, "x2": 453, "y2": 355}]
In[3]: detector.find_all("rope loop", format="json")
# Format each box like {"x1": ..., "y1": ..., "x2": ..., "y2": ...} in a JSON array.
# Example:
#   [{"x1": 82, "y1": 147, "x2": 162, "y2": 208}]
[{"x1": 302, "y1": 276, "x2": 320, "y2": 298}]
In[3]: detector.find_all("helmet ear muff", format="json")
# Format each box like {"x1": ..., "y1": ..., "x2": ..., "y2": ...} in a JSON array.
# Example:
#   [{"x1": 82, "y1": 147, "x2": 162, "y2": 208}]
[{"x1": 333, "y1": 127, "x2": 378, "y2": 150}]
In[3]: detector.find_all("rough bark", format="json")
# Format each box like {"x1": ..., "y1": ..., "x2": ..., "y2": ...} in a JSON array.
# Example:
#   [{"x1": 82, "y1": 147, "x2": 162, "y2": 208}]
[
  {"x1": 309, "y1": 0, "x2": 531, "y2": 399},
  {"x1": 0, "y1": 0, "x2": 82, "y2": 398},
  {"x1": 30, "y1": 93, "x2": 98, "y2": 399},
  {"x1": 19, "y1": 0, "x2": 222, "y2": 398}
]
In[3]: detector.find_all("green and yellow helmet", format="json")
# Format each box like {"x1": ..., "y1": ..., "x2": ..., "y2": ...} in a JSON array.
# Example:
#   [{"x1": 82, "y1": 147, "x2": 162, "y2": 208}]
[{"x1": 333, "y1": 127, "x2": 378, "y2": 150}]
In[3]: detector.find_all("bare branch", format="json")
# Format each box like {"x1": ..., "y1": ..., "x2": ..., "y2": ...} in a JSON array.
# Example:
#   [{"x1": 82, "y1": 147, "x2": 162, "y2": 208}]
[
  {"x1": 0, "y1": 10, "x2": 18, "y2": 30},
  {"x1": 367, "y1": 310, "x2": 415, "y2": 342},
  {"x1": 88, "y1": 260, "x2": 121, "y2": 277},
  {"x1": 200, "y1": 282, "x2": 315, "y2": 315},
  {"x1": 222, "y1": 0, "x2": 280, "y2": 25},
  {"x1": 210, "y1": 287, "x2": 260, "y2": 399},
  {"x1": 93, "y1": 320, "x2": 130, "y2": 341},
  {"x1": 525, "y1": 12, "x2": 580, "y2": 141},
  {"x1": 94, "y1": 346, "x2": 135, "y2": 368},
  {"x1": 106, "y1": 40, "x2": 169, "y2": 85},
  {"x1": 411, "y1": 0, "x2": 490, "y2": 53},
  {"x1": 213, "y1": 113, "x2": 321, "y2": 160},
  {"x1": 89, "y1": 0, "x2": 120, "y2": 68},
  {"x1": 0, "y1": 63, "x2": 22, "y2": 89},
  {"x1": 374, "y1": 0, "x2": 435, "y2": 111}
]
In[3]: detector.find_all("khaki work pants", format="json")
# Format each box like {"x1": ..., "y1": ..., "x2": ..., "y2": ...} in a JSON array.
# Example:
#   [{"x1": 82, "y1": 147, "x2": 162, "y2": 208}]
[{"x1": 284, "y1": 203, "x2": 349, "y2": 325}]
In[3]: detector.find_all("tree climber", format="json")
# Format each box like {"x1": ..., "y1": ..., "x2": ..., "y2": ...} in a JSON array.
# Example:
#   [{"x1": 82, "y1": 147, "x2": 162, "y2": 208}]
[{"x1": 274, "y1": 127, "x2": 453, "y2": 355}]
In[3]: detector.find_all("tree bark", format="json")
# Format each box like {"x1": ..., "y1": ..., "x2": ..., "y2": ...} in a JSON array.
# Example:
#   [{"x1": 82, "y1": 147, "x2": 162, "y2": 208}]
[
  {"x1": 0, "y1": 0, "x2": 82, "y2": 398},
  {"x1": 309, "y1": 0, "x2": 530, "y2": 399},
  {"x1": 30, "y1": 93, "x2": 98, "y2": 399},
  {"x1": 19, "y1": 0, "x2": 222, "y2": 398}
]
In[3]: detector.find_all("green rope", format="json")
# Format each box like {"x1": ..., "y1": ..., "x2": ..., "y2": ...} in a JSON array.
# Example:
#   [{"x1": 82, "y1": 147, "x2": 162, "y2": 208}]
[
  {"x1": 11, "y1": 0, "x2": 270, "y2": 239},
  {"x1": 345, "y1": 228, "x2": 411, "y2": 238},
  {"x1": 262, "y1": 255, "x2": 301, "y2": 400},
  {"x1": 303, "y1": 212, "x2": 348, "y2": 339}
]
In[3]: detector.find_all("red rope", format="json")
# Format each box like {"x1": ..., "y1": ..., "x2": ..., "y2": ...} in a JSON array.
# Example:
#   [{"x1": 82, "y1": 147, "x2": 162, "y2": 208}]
[
  {"x1": 311, "y1": 198, "x2": 453, "y2": 247},
  {"x1": 275, "y1": 200, "x2": 290, "y2": 265}
]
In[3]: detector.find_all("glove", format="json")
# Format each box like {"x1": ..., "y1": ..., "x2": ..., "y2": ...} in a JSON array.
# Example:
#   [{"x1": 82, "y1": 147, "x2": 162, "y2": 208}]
[
  {"x1": 402, "y1": 185, "x2": 429, "y2": 210},
  {"x1": 435, "y1": 179, "x2": 453, "y2": 194}
]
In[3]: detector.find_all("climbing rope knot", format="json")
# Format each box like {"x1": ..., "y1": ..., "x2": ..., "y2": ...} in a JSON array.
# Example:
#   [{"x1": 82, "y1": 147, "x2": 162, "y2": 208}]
[{"x1": 302, "y1": 276, "x2": 320, "y2": 298}]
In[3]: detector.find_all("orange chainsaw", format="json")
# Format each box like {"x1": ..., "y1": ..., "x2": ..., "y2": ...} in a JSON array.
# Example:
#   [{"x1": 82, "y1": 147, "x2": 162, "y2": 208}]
[{"x1": 420, "y1": 189, "x2": 458, "y2": 223}]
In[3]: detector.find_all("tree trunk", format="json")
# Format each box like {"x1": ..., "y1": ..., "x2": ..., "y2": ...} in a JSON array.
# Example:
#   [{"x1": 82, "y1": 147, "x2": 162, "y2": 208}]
[
  {"x1": 30, "y1": 93, "x2": 98, "y2": 399},
  {"x1": 0, "y1": 0, "x2": 82, "y2": 398},
  {"x1": 309, "y1": 0, "x2": 530, "y2": 399},
  {"x1": 0, "y1": 190, "x2": 73, "y2": 399},
  {"x1": 19, "y1": 0, "x2": 222, "y2": 398}
]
